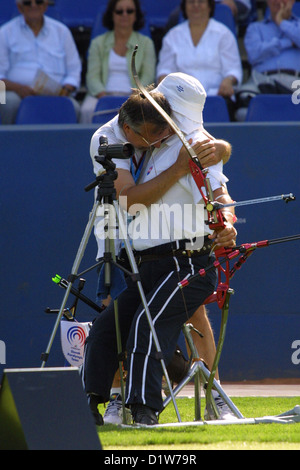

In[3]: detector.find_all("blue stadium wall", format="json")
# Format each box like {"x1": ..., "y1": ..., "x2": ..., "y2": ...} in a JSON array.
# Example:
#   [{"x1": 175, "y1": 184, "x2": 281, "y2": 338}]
[{"x1": 1, "y1": 123, "x2": 300, "y2": 381}]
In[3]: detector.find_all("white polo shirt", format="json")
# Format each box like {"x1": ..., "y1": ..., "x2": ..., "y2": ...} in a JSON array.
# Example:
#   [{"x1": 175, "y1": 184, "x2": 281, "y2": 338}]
[{"x1": 127, "y1": 131, "x2": 228, "y2": 251}]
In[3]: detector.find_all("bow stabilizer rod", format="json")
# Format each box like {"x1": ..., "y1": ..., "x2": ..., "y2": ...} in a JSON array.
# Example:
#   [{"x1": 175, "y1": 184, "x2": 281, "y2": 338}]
[{"x1": 211, "y1": 193, "x2": 295, "y2": 210}]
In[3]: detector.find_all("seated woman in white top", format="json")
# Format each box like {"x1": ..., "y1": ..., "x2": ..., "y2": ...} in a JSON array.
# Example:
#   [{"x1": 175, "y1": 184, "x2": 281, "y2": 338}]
[
  {"x1": 80, "y1": 0, "x2": 156, "y2": 124},
  {"x1": 156, "y1": 0, "x2": 242, "y2": 119}
]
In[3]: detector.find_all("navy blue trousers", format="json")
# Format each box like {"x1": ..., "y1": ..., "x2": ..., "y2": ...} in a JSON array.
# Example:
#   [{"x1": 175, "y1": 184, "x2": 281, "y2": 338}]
[{"x1": 83, "y1": 250, "x2": 216, "y2": 412}]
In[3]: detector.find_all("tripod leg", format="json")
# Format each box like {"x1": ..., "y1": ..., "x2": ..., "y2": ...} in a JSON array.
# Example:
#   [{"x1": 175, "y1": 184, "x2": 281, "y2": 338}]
[
  {"x1": 115, "y1": 201, "x2": 182, "y2": 423},
  {"x1": 104, "y1": 232, "x2": 128, "y2": 424},
  {"x1": 113, "y1": 299, "x2": 129, "y2": 424},
  {"x1": 41, "y1": 201, "x2": 100, "y2": 368}
]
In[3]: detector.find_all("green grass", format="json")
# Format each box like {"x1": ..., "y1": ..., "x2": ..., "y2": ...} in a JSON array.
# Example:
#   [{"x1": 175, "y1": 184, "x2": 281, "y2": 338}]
[{"x1": 97, "y1": 397, "x2": 300, "y2": 450}]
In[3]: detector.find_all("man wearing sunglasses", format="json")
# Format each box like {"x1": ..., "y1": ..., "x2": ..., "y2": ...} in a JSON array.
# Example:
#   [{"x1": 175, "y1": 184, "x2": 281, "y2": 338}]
[
  {"x1": 84, "y1": 75, "x2": 237, "y2": 426},
  {"x1": 0, "y1": 0, "x2": 81, "y2": 124}
]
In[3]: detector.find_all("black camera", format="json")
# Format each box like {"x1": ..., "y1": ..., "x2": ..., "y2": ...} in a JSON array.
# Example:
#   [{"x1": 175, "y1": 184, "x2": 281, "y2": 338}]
[
  {"x1": 85, "y1": 136, "x2": 134, "y2": 193},
  {"x1": 96, "y1": 135, "x2": 134, "y2": 162}
]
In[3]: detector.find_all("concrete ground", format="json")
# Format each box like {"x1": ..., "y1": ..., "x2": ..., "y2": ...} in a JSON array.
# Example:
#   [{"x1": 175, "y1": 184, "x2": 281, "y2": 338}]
[{"x1": 178, "y1": 379, "x2": 300, "y2": 397}]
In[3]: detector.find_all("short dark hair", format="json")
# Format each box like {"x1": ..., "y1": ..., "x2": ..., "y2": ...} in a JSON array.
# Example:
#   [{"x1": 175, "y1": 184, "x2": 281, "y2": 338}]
[
  {"x1": 102, "y1": 0, "x2": 145, "y2": 31},
  {"x1": 118, "y1": 87, "x2": 172, "y2": 133},
  {"x1": 180, "y1": 0, "x2": 215, "y2": 19}
]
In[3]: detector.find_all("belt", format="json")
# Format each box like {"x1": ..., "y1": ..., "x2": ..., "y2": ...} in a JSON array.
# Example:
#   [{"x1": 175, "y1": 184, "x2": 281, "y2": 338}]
[
  {"x1": 263, "y1": 69, "x2": 300, "y2": 77},
  {"x1": 135, "y1": 237, "x2": 213, "y2": 265}
]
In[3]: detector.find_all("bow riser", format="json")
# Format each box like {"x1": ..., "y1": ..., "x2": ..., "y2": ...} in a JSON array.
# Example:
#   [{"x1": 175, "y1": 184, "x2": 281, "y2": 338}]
[{"x1": 189, "y1": 160, "x2": 226, "y2": 230}]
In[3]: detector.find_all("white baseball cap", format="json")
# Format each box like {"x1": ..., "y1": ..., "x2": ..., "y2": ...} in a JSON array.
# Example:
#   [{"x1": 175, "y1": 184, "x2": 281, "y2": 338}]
[{"x1": 153, "y1": 72, "x2": 207, "y2": 134}]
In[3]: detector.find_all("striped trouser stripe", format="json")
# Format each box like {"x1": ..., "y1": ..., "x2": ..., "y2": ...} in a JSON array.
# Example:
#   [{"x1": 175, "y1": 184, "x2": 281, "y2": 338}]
[{"x1": 126, "y1": 257, "x2": 194, "y2": 404}]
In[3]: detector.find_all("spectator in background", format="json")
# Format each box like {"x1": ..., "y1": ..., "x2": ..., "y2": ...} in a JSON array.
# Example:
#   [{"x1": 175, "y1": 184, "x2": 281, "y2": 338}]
[
  {"x1": 156, "y1": 0, "x2": 242, "y2": 120},
  {"x1": 215, "y1": 0, "x2": 251, "y2": 23},
  {"x1": 79, "y1": 0, "x2": 156, "y2": 124},
  {"x1": 235, "y1": 0, "x2": 300, "y2": 121},
  {"x1": 0, "y1": 0, "x2": 82, "y2": 124}
]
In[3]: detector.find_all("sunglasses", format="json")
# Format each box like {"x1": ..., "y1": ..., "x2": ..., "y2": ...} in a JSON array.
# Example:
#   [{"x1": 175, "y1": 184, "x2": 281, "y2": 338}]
[
  {"x1": 134, "y1": 130, "x2": 172, "y2": 147},
  {"x1": 114, "y1": 8, "x2": 136, "y2": 15},
  {"x1": 22, "y1": 0, "x2": 46, "y2": 6}
]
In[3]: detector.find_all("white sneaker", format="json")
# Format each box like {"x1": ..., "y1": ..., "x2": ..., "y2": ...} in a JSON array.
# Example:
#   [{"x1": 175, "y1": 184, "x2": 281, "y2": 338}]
[
  {"x1": 103, "y1": 394, "x2": 132, "y2": 425},
  {"x1": 205, "y1": 394, "x2": 239, "y2": 421}
]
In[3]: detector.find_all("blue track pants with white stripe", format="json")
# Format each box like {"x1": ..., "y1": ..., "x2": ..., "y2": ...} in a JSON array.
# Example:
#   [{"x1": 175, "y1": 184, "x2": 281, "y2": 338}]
[{"x1": 83, "y1": 252, "x2": 216, "y2": 412}]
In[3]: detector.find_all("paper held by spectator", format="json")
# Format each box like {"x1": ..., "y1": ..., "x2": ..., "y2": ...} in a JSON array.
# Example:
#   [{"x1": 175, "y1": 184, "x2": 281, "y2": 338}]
[{"x1": 33, "y1": 69, "x2": 62, "y2": 95}]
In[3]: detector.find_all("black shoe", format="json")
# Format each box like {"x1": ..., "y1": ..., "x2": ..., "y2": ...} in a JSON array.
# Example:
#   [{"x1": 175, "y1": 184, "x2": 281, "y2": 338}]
[
  {"x1": 131, "y1": 404, "x2": 158, "y2": 426},
  {"x1": 88, "y1": 394, "x2": 104, "y2": 426}
]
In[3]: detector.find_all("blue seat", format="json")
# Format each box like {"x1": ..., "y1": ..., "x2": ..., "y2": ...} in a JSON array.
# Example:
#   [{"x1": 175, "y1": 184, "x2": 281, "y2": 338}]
[
  {"x1": 0, "y1": 2, "x2": 16, "y2": 26},
  {"x1": 92, "y1": 96, "x2": 129, "y2": 124},
  {"x1": 246, "y1": 94, "x2": 300, "y2": 122},
  {"x1": 15, "y1": 96, "x2": 78, "y2": 124},
  {"x1": 214, "y1": 3, "x2": 236, "y2": 36},
  {"x1": 141, "y1": 0, "x2": 180, "y2": 27},
  {"x1": 203, "y1": 96, "x2": 230, "y2": 122},
  {"x1": 53, "y1": 0, "x2": 100, "y2": 28},
  {"x1": 43, "y1": 2, "x2": 62, "y2": 21},
  {"x1": 292, "y1": 2, "x2": 300, "y2": 16},
  {"x1": 90, "y1": 6, "x2": 109, "y2": 39}
]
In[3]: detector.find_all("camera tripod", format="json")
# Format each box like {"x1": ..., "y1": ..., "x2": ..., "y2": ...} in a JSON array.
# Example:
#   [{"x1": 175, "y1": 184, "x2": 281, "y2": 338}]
[{"x1": 41, "y1": 136, "x2": 182, "y2": 423}]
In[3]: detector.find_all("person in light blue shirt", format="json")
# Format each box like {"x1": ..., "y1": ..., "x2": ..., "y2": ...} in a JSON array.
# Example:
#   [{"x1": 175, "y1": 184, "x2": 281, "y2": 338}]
[
  {"x1": 245, "y1": 0, "x2": 300, "y2": 74},
  {"x1": 235, "y1": 0, "x2": 300, "y2": 120},
  {"x1": 0, "y1": 0, "x2": 82, "y2": 124}
]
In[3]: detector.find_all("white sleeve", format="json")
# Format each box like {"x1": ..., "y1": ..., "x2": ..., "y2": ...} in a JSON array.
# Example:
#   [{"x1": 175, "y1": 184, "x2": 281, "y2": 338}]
[{"x1": 219, "y1": 28, "x2": 243, "y2": 85}]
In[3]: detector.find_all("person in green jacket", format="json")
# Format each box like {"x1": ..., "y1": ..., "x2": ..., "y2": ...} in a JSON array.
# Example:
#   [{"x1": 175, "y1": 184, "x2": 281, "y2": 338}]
[{"x1": 80, "y1": 0, "x2": 156, "y2": 123}]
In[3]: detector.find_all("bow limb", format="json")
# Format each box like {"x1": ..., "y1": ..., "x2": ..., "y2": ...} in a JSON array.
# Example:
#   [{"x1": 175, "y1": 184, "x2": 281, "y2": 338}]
[{"x1": 131, "y1": 45, "x2": 220, "y2": 226}]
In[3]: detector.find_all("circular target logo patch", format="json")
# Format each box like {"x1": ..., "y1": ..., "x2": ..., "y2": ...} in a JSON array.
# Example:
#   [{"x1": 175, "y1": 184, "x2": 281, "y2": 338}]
[{"x1": 66, "y1": 325, "x2": 87, "y2": 348}]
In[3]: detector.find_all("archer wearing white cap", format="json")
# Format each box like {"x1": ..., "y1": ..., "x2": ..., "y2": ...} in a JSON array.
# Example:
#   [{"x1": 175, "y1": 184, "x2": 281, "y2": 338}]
[{"x1": 84, "y1": 72, "x2": 237, "y2": 426}]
